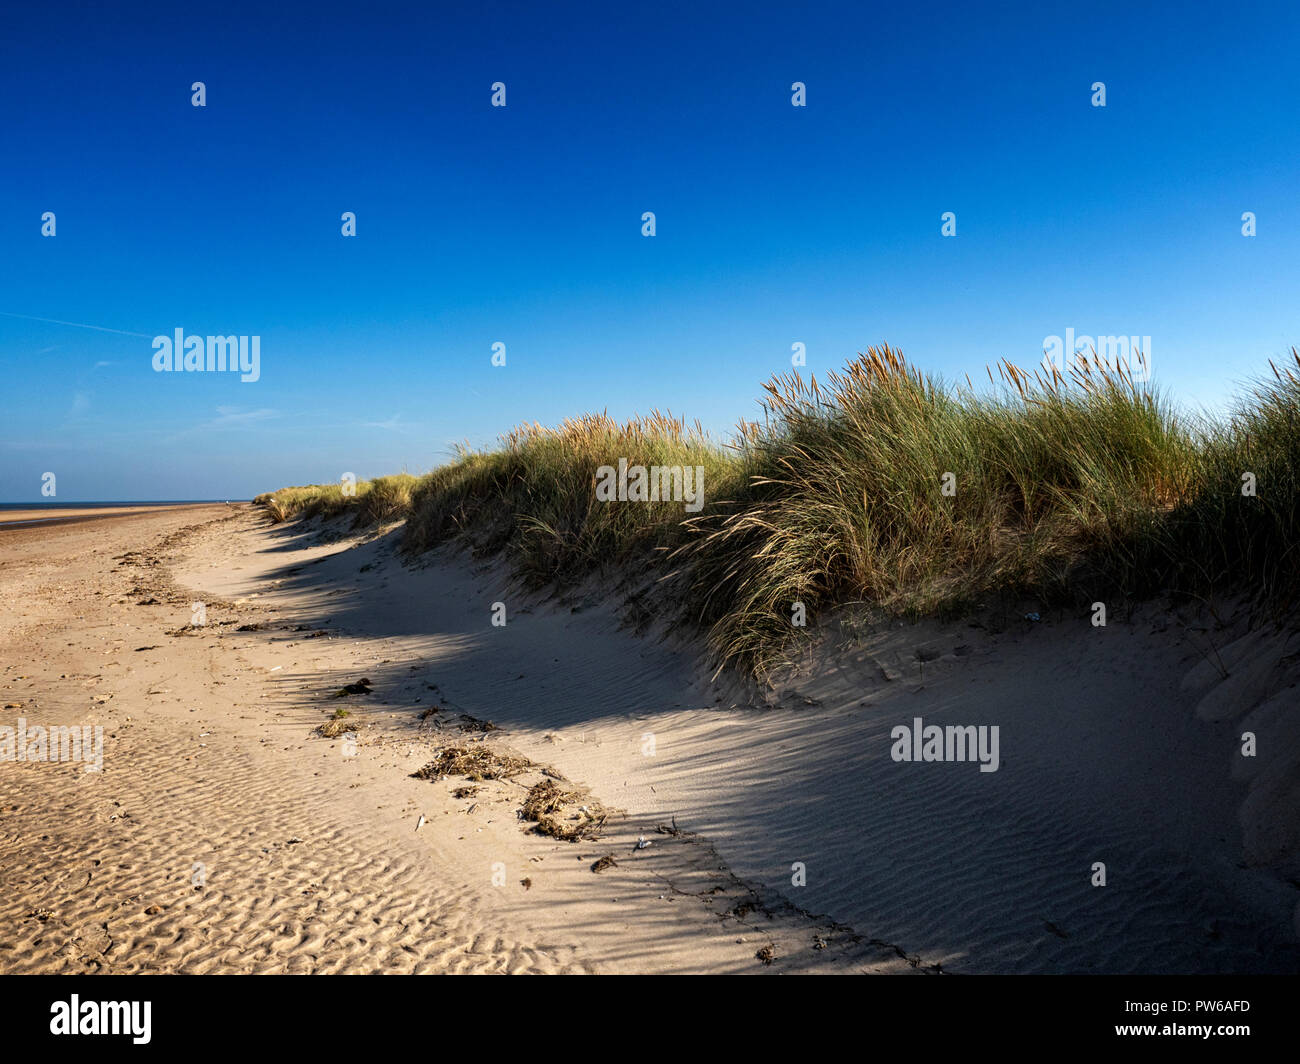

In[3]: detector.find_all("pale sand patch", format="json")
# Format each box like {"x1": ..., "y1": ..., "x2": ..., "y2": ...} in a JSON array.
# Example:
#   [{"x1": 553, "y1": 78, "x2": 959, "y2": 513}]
[
  {"x1": 0, "y1": 508, "x2": 914, "y2": 974},
  {"x1": 169, "y1": 510, "x2": 1300, "y2": 973}
]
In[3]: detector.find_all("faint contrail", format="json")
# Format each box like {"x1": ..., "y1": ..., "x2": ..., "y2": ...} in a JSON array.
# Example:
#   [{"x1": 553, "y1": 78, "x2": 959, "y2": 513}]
[{"x1": 0, "y1": 311, "x2": 152, "y2": 338}]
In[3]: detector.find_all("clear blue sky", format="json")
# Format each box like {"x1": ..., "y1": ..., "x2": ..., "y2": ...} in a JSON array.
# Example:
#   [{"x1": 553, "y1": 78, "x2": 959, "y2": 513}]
[{"x1": 2, "y1": 1, "x2": 1298, "y2": 501}]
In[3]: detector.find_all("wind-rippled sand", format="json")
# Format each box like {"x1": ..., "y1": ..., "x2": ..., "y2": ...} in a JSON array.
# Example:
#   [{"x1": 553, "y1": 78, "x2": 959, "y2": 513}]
[{"x1": 0, "y1": 508, "x2": 920, "y2": 974}]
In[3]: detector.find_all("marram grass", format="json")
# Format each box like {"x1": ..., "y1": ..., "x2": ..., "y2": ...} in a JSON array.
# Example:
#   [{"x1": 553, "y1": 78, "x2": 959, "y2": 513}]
[
  {"x1": 254, "y1": 473, "x2": 419, "y2": 527},
  {"x1": 258, "y1": 347, "x2": 1300, "y2": 682}
]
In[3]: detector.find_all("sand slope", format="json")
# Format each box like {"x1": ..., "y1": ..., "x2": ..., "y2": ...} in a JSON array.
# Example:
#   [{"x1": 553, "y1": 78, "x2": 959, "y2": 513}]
[{"x1": 164, "y1": 511, "x2": 1300, "y2": 974}]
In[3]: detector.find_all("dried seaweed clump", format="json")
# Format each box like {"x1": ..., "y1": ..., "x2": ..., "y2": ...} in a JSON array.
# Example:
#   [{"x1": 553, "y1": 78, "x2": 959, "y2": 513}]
[
  {"x1": 412, "y1": 744, "x2": 529, "y2": 782},
  {"x1": 521, "y1": 779, "x2": 606, "y2": 841},
  {"x1": 318, "y1": 718, "x2": 359, "y2": 739}
]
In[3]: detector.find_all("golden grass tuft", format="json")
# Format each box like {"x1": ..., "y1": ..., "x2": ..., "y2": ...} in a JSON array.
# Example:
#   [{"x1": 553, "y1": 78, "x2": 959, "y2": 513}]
[{"x1": 255, "y1": 474, "x2": 421, "y2": 527}]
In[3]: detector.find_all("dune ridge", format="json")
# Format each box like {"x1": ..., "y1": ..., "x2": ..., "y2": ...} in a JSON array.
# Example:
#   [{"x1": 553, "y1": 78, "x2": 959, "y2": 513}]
[{"x1": 258, "y1": 347, "x2": 1300, "y2": 685}]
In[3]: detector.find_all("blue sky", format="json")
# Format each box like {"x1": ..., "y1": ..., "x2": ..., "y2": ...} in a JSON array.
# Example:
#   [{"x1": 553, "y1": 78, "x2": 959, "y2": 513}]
[{"x1": 2, "y1": 1, "x2": 1298, "y2": 500}]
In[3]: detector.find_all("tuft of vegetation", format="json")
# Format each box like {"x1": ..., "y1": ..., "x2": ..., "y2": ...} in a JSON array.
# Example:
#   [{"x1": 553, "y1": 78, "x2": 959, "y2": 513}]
[
  {"x1": 260, "y1": 347, "x2": 1300, "y2": 682},
  {"x1": 402, "y1": 412, "x2": 742, "y2": 587},
  {"x1": 255, "y1": 474, "x2": 420, "y2": 527},
  {"x1": 668, "y1": 347, "x2": 1197, "y2": 675}
]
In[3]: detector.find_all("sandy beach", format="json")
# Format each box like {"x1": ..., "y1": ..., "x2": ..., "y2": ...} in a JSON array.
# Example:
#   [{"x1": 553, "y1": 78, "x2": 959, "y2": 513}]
[
  {"x1": 1, "y1": 505, "x2": 1296, "y2": 974},
  {"x1": 0, "y1": 507, "x2": 921, "y2": 973}
]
